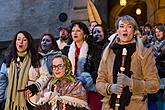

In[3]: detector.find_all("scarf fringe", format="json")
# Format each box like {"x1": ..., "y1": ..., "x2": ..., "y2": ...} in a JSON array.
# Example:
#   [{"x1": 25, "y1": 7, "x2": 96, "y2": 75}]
[
  {"x1": 51, "y1": 95, "x2": 90, "y2": 110},
  {"x1": 5, "y1": 53, "x2": 31, "y2": 110},
  {"x1": 39, "y1": 50, "x2": 62, "y2": 57},
  {"x1": 8, "y1": 101, "x2": 27, "y2": 110}
]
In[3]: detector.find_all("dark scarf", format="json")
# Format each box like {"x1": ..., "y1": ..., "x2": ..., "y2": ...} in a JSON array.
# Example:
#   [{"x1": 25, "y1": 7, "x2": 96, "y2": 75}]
[{"x1": 109, "y1": 43, "x2": 136, "y2": 110}]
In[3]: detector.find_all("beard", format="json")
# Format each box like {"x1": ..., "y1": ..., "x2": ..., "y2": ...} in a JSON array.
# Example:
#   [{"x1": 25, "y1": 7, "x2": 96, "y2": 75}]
[{"x1": 61, "y1": 35, "x2": 69, "y2": 41}]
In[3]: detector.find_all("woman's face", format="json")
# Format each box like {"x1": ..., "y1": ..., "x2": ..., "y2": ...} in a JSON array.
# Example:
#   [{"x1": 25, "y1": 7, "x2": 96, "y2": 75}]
[
  {"x1": 92, "y1": 26, "x2": 104, "y2": 42},
  {"x1": 52, "y1": 57, "x2": 65, "y2": 79},
  {"x1": 117, "y1": 20, "x2": 135, "y2": 43},
  {"x1": 155, "y1": 28, "x2": 164, "y2": 40},
  {"x1": 71, "y1": 25, "x2": 85, "y2": 43},
  {"x1": 16, "y1": 33, "x2": 28, "y2": 52},
  {"x1": 41, "y1": 35, "x2": 53, "y2": 52}
]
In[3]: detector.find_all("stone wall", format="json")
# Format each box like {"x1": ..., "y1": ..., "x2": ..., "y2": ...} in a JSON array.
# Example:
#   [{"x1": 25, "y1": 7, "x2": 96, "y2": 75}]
[
  {"x1": 0, "y1": 0, "x2": 89, "y2": 42},
  {"x1": 0, "y1": 0, "x2": 73, "y2": 42},
  {"x1": 0, "y1": 0, "x2": 89, "y2": 65},
  {"x1": 146, "y1": 0, "x2": 165, "y2": 25}
]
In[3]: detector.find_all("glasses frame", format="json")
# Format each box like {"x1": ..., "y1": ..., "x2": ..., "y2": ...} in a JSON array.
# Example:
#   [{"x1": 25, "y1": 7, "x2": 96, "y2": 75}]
[{"x1": 51, "y1": 64, "x2": 65, "y2": 70}]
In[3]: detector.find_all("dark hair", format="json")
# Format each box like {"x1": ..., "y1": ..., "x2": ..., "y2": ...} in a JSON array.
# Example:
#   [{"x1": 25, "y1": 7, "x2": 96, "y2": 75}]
[
  {"x1": 71, "y1": 22, "x2": 90, "y2": 36},
  {"x1": 5, "y1": 31, "x2": 40, "y2": 68},
  {"x1": 92, "y1": 24, "x2": 108, "y2": 38},
  {"x1": 155, "y1": 25, "x2": 165, "y2": 34},
  {"x1": 58, "y1": 25, "x2": 71, "y2": 33},
  {"x1": 144, "y1": 24, "x2": 152, "y2": 29},
  {"x1": 154, "y1": 23, "x2": 163, "y2": 27},
  {"x1": 90, "y1": 24, "x2": 109, "y2": 45},
  {"x1": 155, "y1": 25, "x2": 165, "y2": 40},
  {"x1": 38, "y1": 33, "x2": 59, "y2": 52}
]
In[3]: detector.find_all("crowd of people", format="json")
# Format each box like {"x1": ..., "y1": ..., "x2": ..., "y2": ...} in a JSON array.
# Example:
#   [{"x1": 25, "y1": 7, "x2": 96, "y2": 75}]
[{"x1": 0, "y1": 15, "x2": 164, "y2": 110}]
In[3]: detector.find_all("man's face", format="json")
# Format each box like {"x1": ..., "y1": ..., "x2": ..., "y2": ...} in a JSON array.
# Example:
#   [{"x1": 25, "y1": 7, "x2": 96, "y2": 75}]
[
  {"x1": 144, "y1": 26, "x2": 151, "y2": 35},
  {"x1": 59, "y1": 29, "x2": 69, "y2": 40}
]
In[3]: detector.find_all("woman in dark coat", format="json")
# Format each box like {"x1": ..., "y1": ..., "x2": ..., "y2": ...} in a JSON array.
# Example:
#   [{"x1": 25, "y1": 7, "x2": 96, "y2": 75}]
[
  {"x1": 62, "y1": 22, "x2": 103, "y2": 110},
  {"x1": 153, "y1": 25, "x2": 165, "y2": 110}
]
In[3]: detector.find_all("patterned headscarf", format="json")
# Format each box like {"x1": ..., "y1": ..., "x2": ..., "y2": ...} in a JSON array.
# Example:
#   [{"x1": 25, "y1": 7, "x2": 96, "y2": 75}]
[{"x1": 50, "y1": 54, "x2": 75, "y2": 85}]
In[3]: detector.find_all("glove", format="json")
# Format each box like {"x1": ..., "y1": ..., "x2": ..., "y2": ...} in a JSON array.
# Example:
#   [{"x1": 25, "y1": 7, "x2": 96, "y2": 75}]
[
  {"x1": 117, "y1": 73, "x2": 132, "y2": 87},
  {"x1": 25, "y1": 84, "x2": 39, "y2": 97},
  {"x1": 76, "y1": 76, "x2": 87, "y2": 85},
  {"x1": 110, "y1": 84, "x2": 123, "y2": 94}
]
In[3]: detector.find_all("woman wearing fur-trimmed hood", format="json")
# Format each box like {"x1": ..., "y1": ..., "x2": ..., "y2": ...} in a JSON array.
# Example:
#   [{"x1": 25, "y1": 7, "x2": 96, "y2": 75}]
[{"x1": 62, "y1": 22, "x2": 104, "y2": 110}]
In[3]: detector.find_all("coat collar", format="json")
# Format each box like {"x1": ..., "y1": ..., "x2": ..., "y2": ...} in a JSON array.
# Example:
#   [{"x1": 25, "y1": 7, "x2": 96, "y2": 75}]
[{"x1": 68, "y1": 41, "x2": 88, "y2": 75}]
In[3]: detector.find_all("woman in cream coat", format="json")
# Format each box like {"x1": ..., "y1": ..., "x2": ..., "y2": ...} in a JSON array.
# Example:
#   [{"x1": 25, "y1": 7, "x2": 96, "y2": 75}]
[{"x1": 3, "y1": 31, "x2": 50, "y2": 110}]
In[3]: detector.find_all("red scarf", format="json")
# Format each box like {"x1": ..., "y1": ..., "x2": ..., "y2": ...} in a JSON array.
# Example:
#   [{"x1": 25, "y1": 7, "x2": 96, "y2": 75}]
[{"x1": 74, "y1": 46, "x2": 80, "y2": 76}]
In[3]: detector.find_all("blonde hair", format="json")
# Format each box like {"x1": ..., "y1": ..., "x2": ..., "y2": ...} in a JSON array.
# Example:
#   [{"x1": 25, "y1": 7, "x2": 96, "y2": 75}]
[{"x1": 115, "y1": 15, "x2": 138, "y2": 30}]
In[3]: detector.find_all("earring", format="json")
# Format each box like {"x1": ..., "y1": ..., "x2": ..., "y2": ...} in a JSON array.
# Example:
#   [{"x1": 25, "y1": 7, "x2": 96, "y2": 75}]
[{"x1": 116, "y1": 37, "x2": 120, "y2": 43}]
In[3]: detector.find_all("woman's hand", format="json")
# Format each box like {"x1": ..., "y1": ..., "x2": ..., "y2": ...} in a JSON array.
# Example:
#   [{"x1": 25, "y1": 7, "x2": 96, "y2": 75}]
[
  {"x1": 117, "y1": 73, "x2": 132, "y2": 87},
  {"x1": 110, "y1": 84, "x2": 123, "y2": 95},
  {"x1": 25, "y1": 89, "x2": 33, "y2": 98},
  {"x1": 25, "y1": 84, "x2": 39, "y2": 97}
]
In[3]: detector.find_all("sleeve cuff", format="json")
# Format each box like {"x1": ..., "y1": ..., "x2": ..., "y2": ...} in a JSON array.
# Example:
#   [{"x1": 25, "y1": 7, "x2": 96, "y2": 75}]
[{"x1": 106, "y1": 84, "x2": 112, "y2": 95}]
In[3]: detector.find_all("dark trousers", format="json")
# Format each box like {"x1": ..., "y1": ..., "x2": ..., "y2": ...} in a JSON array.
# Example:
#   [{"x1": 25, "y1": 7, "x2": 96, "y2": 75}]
[
  {"x1": 0, "y1": 101, "x2": 5, "y2": 110},
  {"x1": 26, "y1": 101, "x2": 34, "y2": 110}
]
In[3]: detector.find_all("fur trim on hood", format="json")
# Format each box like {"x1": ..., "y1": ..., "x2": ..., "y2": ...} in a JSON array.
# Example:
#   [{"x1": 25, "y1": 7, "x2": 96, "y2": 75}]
[
  {"x1": 102, "y1": 33, "x2": 145, "y2": 62},
  {"x1": 68, "y1": 41, "x2": 88, "y2": 76}
]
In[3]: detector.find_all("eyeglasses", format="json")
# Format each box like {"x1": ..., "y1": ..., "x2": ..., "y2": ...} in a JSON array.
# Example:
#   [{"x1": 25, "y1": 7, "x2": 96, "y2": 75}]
[{"x1": 51, "y1": 64, "x2": 65, "y2": 70}]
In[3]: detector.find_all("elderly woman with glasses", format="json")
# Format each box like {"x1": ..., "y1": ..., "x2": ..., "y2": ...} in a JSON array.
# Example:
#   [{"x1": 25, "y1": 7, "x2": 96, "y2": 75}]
[{"x1": 34, "y1": 54, "x2": 89, "y2": 110}]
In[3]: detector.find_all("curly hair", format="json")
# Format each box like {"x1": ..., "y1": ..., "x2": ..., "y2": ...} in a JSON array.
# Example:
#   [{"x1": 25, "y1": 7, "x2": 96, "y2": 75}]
[{"x1": 5, "y1": 31, "x2": 40, "y2": 68}]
